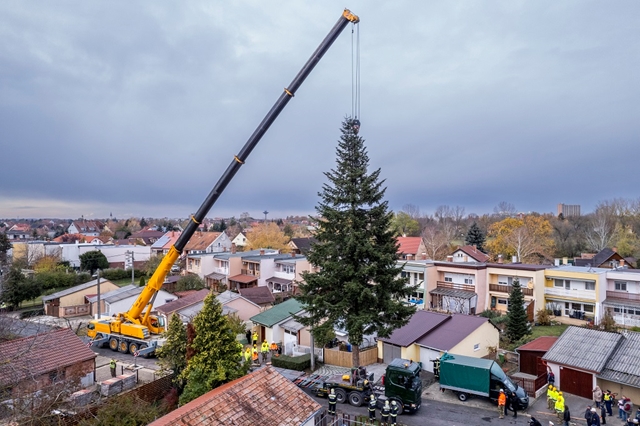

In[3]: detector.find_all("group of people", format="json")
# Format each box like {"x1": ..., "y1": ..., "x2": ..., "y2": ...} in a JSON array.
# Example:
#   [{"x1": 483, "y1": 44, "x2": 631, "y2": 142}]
[
  {"x1": 543, "y1": 384, "x2": 572, "y2": 425},
  {"x1": 242, "y1": 330, "x2": 279, "y2": 365},
  {"x1": 497, "y1": 388, "x2": 521, "y2": 419},
  {"x1": 327, "y1": 390, "x2": 398, "y2": 425}
]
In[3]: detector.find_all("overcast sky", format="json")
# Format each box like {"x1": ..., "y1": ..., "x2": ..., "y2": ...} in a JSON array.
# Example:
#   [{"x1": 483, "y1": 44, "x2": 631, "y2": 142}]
[{"x1": 1, "y1": 1, "x2": 638, "y2": 221}]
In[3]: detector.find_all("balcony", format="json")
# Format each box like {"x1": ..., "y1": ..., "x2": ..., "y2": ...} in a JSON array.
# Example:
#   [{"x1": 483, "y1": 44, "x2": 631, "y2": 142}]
[
  {"x1": 241, "y1": 269, "x2": 260, "y2": 278},
  {"x1": 436, "y1": 281, "x2": 475, "y2": 293},
  {"x1": 605, "y1": 290, "x2": 640, "y2": 302},
  {"x1": 489, "y1": 283, "x2": 533, "y2": 296},
  {"x1": 544, "y1": 287, "x2": 595, "y2": 301},
  {"x1": 212, "y1": 267, "x2": 229, "y2": 275},
  {"x1": 274, "y1": 271, "x2": 295, "y2": 280}
]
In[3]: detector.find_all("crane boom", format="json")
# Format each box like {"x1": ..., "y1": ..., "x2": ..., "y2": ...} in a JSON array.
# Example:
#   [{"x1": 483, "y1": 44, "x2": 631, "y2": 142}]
[{"x1": 89, "y1": 9, "x2": 359, "y2": 345}]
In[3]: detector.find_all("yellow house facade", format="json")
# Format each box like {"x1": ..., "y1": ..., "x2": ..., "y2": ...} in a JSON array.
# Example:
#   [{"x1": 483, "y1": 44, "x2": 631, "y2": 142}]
[
  {"x1": 543, "y1": 265, "x2": 608, "y2": 323},
  {"x1": 486, "y1": 263, "x2": 547, "y2": 319}
]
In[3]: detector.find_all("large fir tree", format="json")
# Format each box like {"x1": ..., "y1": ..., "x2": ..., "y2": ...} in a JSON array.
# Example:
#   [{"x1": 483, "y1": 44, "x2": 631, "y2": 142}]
[
  {"x1": 505, "y1": 278, "x2": 530, "y2": 342},
  {"x1": 465, "y1": 222, "x2": 486, "y2": 252},
  {"x1": 297, "y1": 118, "x2": 417, "y2": 368},
  {"x1": 156, "y1": 313, "x2": 187, "y2": 390},
  {"x1": 179, "y1": 294, "x2": 248, "y2": 404}
]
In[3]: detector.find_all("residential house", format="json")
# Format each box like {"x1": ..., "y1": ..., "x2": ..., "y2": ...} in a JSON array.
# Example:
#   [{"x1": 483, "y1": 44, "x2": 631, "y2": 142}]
[
  {"x1": 67, "y1": 220, "x2": 106, "y2": 237},
  {"x1": 542, "y1": 326, "x2": 622, "y2": 399},
  {"x1": 216, "y1": 290, "x2": 262, "y2": 322},
  {"x1": 183, "y1": 231, "x2": 232, "y2": 257},
  {"x1": 397, "y1": 259, "x2": 429, "y2": 308},
  {"x1": 128, "y1": 229, "x2": 164, "y2": 246},
  {"x1": 597, "y1": 329, "x2": 640, "y2": 403},
  {"x1": 396, "y1": 236, "x2": 427, "y2": 260},
  {"x1": 75, "y1": 245, "x2": 150, "y2": 270},
  {"x1": 156, "y1": 289, "x2": 210, "y2": 324},
  {"x1": 486, "y1": 263, "x2": 547, "y2": 321},
  {"x1": 426, "y1": 261, "x2": 487, "y2": 315},
  {"x1": 288, "y1": 237, "x2": 317, "y2": 256},
  {"x1": 192, "y1": 248, "x2": 277, "y2": 290},
  {"x1": 86, "y1": 285, "x2": 177, "y2": 318},
  {"x1": 250, "y1": 298, "x2": 308, "y2": 353},
  {"x1": 0, "y1": 328, "x2": 96, "y2": 401},
  {"x1": 150, "y1": 231, "x2": 182, "y2": 256},
  {"x1": 451, "y1": 245, "x2": 490, "y2": 263},
  {"x1": 543, "y1": 265, "x2": 608, "y2": 324},
  {"x1": 601, "y1": 268, "x2": 640, "y2": 328},
  {"x1": 224, "y1": 249, "x2": 279, "y2": 291},
  {"x1": 43, "y1": 279, "x2": 119, "y2": 318},
  {"x1": 6, "y1": 223, "x2": 31, "y2": 240},
  {"x1": 148, "y1": 367, "x2": 322, "y2": 426},
  {"x1": 377, "y1": 311, "x2": 499, "y2": 372},
  {"x1": 573, "y1": 247, "x2": 628, "y2": 269},
  {"x1": 231, "y1": 232, "x2": 248, "y2": 249},
  {"x1": 238, "y1": 287, "x2": 276, "y2": 309},
  {"x1": 515, "y1": 336, "x2": 558, "y2": 377}
]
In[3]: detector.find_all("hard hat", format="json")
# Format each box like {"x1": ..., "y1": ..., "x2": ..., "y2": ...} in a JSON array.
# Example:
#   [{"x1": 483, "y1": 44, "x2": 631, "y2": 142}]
[
  {"x1": 591, "y1": 407, "x2": 596, "y2": 412},
  {"x1": 330, "y1": 388, "x2": 334, "y2": 394},
  {"x1": 548, "y1": 385, "x2": 553, "y2": 388},
  {"x1": 391, "y1": 400, "x2": 397, "y2": 405},
  {"x1": 500, "y1": 389, "x2": 504, "y2": 393},
  {"x1": 558, "y1": 391, "x2": 562, "y2": 395},
  {"x1": 370, "y1": 395, "x2": 375, "y2": 400},
  {"x1": 384, "y1": 401, "x2": 389, "y2": 407}
]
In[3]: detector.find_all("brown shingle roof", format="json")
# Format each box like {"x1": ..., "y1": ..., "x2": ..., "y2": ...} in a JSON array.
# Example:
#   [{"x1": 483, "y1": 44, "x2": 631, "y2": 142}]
[
  {"x1": 149, "y1": 367, "x2": 321, "y2": 426},
  {"x1": 0, "y1": 328, "x2": 97, "y2": 388},
  {"x1": 157, "y1": 289, "x2": 210, "y2": 315},
  {"x1": 453, "y1": 245, "x2": 490, "y2": 262},
  {"x1": 239, "y1": 286, "x2": 275, "y2": 306},
  {"x1": 516, "y1": 336, "x2": 558, "y2": 352},
  {"x1": 184, "y1": 231, "x2": 221, "y2": 252}
]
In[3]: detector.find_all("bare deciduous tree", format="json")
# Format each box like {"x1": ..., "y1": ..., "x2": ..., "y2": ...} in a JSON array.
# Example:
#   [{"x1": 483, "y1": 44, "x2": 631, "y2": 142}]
[
  {"x1": 421, "y1": 224, "x2": 450, "y2": 260},
  {"x1": 584, "y1": 201, "x2": 616, "y2": 252}
]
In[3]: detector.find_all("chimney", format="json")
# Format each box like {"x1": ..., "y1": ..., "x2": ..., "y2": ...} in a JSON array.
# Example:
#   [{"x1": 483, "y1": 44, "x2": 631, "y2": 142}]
[
  {"x1": 562, "y1": 257, "x2": 568, "y2": 265},
  {"x1": 421, "y1": 252, "x2": 427, "y2": 260},
  {"x1": 512, "y1": 256, "x2": 518, "y2": 263},
  {"x1": 472, "y1": 244, "x2": 477, "y2": 251},
  {"x1": 620, "y1": 259, "x2": 625, "y2": 267},
  {"x1": 612, "y1": 247, "x2": 617, "y2": 253},
  {"x1": 498, "y1": 254, "x2": 503, "y2": 264},
  {"x1": 446, "y1": 255, "x2": 453, "y2": 262},
  {"x1": 554, "y1": 258, "x2": 560, "y2": 266},
  {"x1": 291, "y1": 251, "x2": 296, "y2": 258},
  {"x1": 260, "y1": 249, "x2": 265, "y2": 256},
  {"x1": 231, "y1": 243, "x2": 236, "y2": 254}
]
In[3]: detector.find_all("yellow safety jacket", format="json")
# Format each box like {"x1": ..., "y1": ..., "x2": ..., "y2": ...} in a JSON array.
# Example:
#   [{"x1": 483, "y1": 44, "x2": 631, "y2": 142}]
[
  {"x1": 555, "y1": 395, "x2": 564, "y2": 411},
  {"x1": 547, "y1": 388, "x2": 553, "y2": 398},
  {"x1": 550, "y1": 389, "x2": 557, "y2": 401},
  {"x1": 261, "y1": 342, "x2": 269, "y2": 353}
]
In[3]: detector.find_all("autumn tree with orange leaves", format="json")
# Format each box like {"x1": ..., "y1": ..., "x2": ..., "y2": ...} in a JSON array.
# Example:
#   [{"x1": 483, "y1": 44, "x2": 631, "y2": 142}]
[{"x1": 486, "y1": 215, "x2": 554, "y2": 263}]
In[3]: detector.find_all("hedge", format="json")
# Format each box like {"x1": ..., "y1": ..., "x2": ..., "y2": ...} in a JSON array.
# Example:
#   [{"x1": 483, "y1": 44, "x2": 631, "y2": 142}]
[{"x1": 271, "y1": 353, "x2": 314, "y2": 371}]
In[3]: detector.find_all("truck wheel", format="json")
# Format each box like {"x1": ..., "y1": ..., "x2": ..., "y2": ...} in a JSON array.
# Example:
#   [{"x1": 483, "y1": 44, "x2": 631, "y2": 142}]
[
  {"x1": 109, "y1": 337, "x2": 118, "y2": 351},
  {"x1": 96, "y1": 334, "x2": 106, "y2": 348},
  {"x1": 334, "y1": 388, "x2": 347, "y2": 404},
  {"x1": 457, "y1": 392, "x2": 469, "y2": 402},
  {"x1": 348, "y1": 392, "x2": 363, "y2": 407},
  {"x1": 391, "y1": 400, "x2": 404, "y2": 415},
  {"x1": 138, "y1": 344, "x2": 149, "y2": 358},
  {"x1": 118, "y1": 340, "x2": 129, "y2": 354},
  {"x1": 129, "y1": 342, "x2": 139, "y2": 354}
]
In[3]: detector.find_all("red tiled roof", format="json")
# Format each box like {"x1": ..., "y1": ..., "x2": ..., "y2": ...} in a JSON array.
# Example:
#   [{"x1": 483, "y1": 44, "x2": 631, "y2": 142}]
[
  {"x1": 149, "y1": 367, "x2": 321, "y2": 426},
  {"x1": 0, "y1": 328, "x2": 97, "y2": 388},
  {"x1": 396, "y1": 237, "x2": 422, "y2": 255},
  {"x1": 156, "y1": 289, "x2": 210, "y2": 315},
  {"x1": 238, "y1": 286, "x2": 275, "y2": 305},
  {"x1": 453, "y1": 245, "x2": 490, "y2": 262},
  {"x1": 228, "y1": 274, "x2": 259, "y2": 284},
  {"x1": 184, "y1": 232, "x2": 222, "y2": 252},
  {"x1": 517, "y1": 336, "x2": 558, "y2": 352}
]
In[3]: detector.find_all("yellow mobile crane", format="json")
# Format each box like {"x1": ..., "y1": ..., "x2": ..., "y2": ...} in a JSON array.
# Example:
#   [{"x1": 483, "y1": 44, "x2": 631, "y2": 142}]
[{"x1": 87, "y1": 9, "x2": 360, "y2": 357}]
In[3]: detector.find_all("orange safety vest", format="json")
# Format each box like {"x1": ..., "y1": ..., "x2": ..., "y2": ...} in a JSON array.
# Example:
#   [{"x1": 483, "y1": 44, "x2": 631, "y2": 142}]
[{"x1": 498, "y1": 393, "x2": 506, "y2": 406}]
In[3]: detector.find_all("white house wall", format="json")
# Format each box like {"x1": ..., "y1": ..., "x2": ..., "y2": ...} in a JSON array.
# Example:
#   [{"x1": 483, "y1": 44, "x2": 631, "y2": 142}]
[{"x1": 103, "y1": 290, "x2": 177, "y2": 316}]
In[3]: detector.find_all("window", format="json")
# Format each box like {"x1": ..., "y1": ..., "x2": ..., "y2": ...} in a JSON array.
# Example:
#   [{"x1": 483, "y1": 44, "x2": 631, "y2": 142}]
[
  {"x1": 465, "y1": 278, "x2": 474, "y2": 285},
  {"x1": 583, "y1": 305, "x2": 594, "y2": 313},
  {"x1": 554, "y1": 279, "x2": 564, "y2": 288},
  {"x1": 615, "y1": 281, "x2": 627, "y2": 291},
  {"x1": 401, "y1": 271, "x2": 408, "y2": 278},
  {"x1": 498, "y1": 299, "x2": 508, "y2": 305},
  {"x1": 473, "y1": 343, "x2": 480, "y2": 351},
  {"x1": 417, "y1": 273, "x2": 424, "y2": 281},
  {"x1": 444, "y1": 277, "x2": 453, "y2": 282},
  {"x1": 585, "y1": 281, "x2": 595, "y2": 291}
]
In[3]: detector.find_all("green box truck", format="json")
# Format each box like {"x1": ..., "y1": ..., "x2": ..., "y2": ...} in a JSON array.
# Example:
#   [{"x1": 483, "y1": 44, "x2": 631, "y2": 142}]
[{"x1": 436, "y1": 353, "x2": 528, "y2": 409}]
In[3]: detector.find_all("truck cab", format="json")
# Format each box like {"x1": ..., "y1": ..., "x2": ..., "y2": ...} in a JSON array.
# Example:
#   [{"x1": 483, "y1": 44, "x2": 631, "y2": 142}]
[
  {"x1": 379, "y1": 358, "x2": 423, "y2": 414},
  {"x1": 488, "y1": 362, "x2": 529, "y2": 410}
]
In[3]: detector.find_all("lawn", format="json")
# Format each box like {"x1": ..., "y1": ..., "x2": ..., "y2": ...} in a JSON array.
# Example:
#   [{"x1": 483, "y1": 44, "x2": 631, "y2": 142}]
[{"x1": 528, "y1": 324, "x2": 569, "y2": 340}]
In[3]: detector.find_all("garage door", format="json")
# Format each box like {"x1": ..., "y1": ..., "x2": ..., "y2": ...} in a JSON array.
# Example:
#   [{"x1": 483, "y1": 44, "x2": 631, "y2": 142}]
[
  {"x1": 383, "y1": 343, "x2": 401, "y2": 364},
  {"x1": 560, "y1": 367, "x2": 592, "y2": 399},
  {"x1": 419, "y1": 347, "x2": 440, "y2": 372}
]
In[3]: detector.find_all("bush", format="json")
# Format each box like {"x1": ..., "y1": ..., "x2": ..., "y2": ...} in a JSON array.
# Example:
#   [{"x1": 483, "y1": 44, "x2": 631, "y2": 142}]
[
  {"x1": 76, "y1": 272, "x2": 92, "y2": 284},
  {"x1": 271, "y1": 353, "x2": 313, "y2": 371},
  {"x1": 101, "y1": 268, "x2": 145, "y2": 281},
  {"x1": 535, "y1": 308, "x2": 552, "y2": 326},
  {"x1": 479, "y1": 309, "x2": 502, "y2": 319},
  {"x1": 630, "y1": 326, "x2": 640, "y2": 332}
]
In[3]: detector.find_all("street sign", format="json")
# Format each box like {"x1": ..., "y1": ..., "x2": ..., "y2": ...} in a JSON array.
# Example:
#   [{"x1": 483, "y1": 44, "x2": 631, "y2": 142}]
[
  {"x1": 133, "y1": 351, "x2": 140, "y2": 357},
  {"x1": 86, "y1": 341, "x2": 93, "y2": 347}
]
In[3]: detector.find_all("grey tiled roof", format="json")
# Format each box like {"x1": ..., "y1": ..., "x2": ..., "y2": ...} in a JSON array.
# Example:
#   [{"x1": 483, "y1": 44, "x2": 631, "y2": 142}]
[
  {"x1": 42, "y1": 278, "x2": 112, "y2": 301},
  {"x1": 542, "y1": 326, "x2": 622, "y2": 373},
  {"x1": 598, "y1": 330, "x2": 640, "y2": 388}
]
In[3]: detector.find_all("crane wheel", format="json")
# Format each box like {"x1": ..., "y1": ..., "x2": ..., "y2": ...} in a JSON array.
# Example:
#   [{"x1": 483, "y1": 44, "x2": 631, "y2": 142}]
[
  {"x1": 138, "y1": 344, "x2": 149, "y2": 358},
  {"x1": 118, "y1": 341, "x2": 129, "y2": 353},
  {"x1": 109, "y1": 337, "x2": 118, "y2": 351},
  {"x1": 129, "y1": 342, "x2": 139, "y2": 354}
]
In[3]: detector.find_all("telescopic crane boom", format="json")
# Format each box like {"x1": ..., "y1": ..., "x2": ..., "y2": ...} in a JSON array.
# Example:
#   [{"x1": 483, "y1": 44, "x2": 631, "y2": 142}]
[{"x1": 88, "y1": 9, "x2": 359, "y2": 354}]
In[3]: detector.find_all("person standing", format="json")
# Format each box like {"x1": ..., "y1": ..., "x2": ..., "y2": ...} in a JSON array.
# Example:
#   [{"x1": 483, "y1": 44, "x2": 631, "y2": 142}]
[
  {"x1": 548, "y1": 368, "x2": 555, "y2": 386},
  {"x1": 547, "y1": 385, "x2": 555, "y2": 410},
  {"x1": 368, "y1": 394, "x2": 377, "y2": 423},
  {"x1": 600, "y1": 402, "x2": 607, "y2": 425},
  {"x1": 328, "y1": 388, "x2": 337, "y2": 416},
  {"x1": 252, "y1": 331, "x2": 258, "y2": 346},
  {"x1": 563, "y1": 404, "x2": 571, "y2": 426},
  {"x1": 623, "y1": 397, "x2": 633, "y2": 422},
  {"x1": 603, "y1": 390, "x2": 613, "y2": 416},
  {"x1": 245, "y1": 329, "x2": 251, "y2": 345},
  {"x1": 550, "y1": 386, "x2": 558, "y2": 412},
  {"x1": 586, "y1": 405, "x2": 594, "y2": 426},
  {"x1": 109, "y1": 358, "x2": 117, "y2": 378},
  {"x1": 555, "y1": 391, "x2": 565, "y2": 421},
  {"x1": 510, "y1": 391, "x2": 519, "y2": 418},
  {"x1": 380, "y1": 400, "x2": 390, "y2": 426},
  {"x1": 593, "y1": 386, "x2": 603, "y2": 408},
  {"x1": 261, "y1": 340, "x2": 269, "y2": 363},
  {"x1": 244, "y1": 346, "x2": 251, "y2": 363},
  {"x1": 591, "y1": 407, "x2": 601, "y2": 426},
  {"x1": 498, "y1": 389, "x2": 507, "y2": 419},
  {"x1": 389, "y1": 400, "x2": 398, "y2": 425}
]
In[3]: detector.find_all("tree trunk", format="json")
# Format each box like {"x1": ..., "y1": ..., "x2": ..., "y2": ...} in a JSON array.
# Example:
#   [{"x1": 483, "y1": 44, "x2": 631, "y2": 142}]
[{"x1": 351, "y1": 344, "x2": 360, "y2": 368}]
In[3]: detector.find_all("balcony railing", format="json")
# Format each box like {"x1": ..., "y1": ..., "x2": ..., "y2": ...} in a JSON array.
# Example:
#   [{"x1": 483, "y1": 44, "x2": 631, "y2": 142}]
[
  {"x1": 544, "y1": 287, "x2": 595, "y2": 301},
  {"x1": 606, "y1": 290, "x2": 640, "y2": 301},
  {"x1": 489, "y1": 283, "x2": 533, "y2": 296},
  {"x1": 274, "y1": 271, "x2": 295, "y2": 280},
  {"x1": 436, "y1": 281, "x2": 475, "y2": 293},
  {"x1": 213, "y1": 267, "x2": 229, "y2": 275},
  {"x1": 241, "y1": 269, "x2": 260, "y2": 277}
]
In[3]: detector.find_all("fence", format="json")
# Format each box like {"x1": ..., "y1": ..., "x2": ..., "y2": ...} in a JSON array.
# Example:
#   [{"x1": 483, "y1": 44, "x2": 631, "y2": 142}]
[
  {"x1": 510, "y1": 372, "x2": 547, "y2": 397},
  {"x1": 314, "y1": 410, "x2": 408, "y2": 426},
  {"x1": 323, "y1": 346, "x2": 377, "y2": 368}
]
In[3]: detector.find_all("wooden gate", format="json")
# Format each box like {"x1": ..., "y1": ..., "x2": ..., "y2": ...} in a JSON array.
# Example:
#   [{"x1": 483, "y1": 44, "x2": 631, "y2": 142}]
[
  {"x1": 560, "y1": 366, "x2": 592, "y2": 399},
  {"x1": 382, "y1": 343, "x2": 401, "y2": 365}
]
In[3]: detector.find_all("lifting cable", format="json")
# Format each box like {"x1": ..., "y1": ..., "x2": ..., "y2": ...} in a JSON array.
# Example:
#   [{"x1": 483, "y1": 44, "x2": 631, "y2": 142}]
[{"x1": 351, "y1": 21, "x2": 361, "y2": 125}]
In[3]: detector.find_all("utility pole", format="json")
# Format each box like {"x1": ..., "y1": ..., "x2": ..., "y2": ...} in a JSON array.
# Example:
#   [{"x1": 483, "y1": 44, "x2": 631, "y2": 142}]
[
  {"x1": 96, "y1": 269, "x2": 101, "y2": 319},
  {"x1": 130, "y1": 251, "x2": 135, "y2": 285}
]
